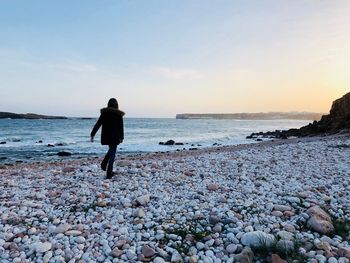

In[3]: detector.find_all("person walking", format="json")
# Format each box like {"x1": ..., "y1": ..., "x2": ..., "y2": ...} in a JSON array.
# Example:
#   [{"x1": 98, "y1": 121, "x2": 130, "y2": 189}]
[{"x1": 90, "y1": 98, "x2": 125, "y2": 179}]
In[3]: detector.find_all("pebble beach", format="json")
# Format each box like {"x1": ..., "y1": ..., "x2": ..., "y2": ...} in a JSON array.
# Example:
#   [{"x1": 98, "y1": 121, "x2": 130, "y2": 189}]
[{"x1": 1, "y1": 135, "x2": 350, "y2": 263}]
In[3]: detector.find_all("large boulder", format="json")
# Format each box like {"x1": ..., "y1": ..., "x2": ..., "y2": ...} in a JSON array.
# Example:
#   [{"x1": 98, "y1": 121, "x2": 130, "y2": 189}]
[{"x1": 306, "y1": 206, "x2": 334, "y2": 235}]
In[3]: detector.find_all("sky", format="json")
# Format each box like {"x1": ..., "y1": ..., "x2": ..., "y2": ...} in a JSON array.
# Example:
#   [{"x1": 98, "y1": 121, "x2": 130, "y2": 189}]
[{"x1": 0, "y1": 1, "x2": 349, "y2": 117}]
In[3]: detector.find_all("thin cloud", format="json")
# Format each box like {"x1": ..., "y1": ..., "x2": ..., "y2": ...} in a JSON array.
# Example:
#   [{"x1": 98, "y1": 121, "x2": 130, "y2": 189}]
[
  {"x1": 154, "y1": 67, "x2": 203, "y2": 79},
  {"x1": 18, "y1": 60, "x2": 98, "y2": 73}
]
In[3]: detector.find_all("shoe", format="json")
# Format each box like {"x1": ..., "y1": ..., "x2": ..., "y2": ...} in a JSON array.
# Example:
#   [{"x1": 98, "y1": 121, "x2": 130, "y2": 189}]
[
  {"x1": 101, "y1": 157, "x2": 108, "y2": 171},
  {"x1": 106, "y1": 165, "x2": 114, "y2": 179}
]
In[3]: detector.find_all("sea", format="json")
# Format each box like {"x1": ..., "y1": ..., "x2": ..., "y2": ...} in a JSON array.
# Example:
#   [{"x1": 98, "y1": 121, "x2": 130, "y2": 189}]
[{"x1": 0, "y1": 118, "x2": 311, "y2": 163}]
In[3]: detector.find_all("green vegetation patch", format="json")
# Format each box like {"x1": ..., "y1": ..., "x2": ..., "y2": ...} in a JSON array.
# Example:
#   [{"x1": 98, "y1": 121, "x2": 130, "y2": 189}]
[{"x1": 251, "y1": 235, "x2": 308, "y2": 263}]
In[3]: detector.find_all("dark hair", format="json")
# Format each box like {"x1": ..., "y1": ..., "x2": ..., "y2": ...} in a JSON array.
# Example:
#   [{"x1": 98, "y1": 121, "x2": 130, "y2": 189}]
[{"x1": 107, "y1": 98, "x2": 119, "y2": 109}]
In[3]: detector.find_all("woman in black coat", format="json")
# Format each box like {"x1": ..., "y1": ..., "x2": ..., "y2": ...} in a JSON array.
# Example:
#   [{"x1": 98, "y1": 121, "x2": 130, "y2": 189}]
[{"x1": 90, "y1": 98, "x2": 125, "y2": 179}]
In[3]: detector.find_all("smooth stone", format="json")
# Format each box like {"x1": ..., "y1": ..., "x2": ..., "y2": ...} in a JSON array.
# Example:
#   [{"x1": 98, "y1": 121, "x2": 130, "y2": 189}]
[
  {"x1": 271, "y1": 254, "x2": 288, "y2": 263},
  {"x1": 277, "y1": 230, "x2": 294, "y2": 240},
  {"x1": 28, "y1": 227, "x2": 37, "y2": 235},
  {"x1": 328, "y1": 257, "x2": 338, "y2": 263},
  {"x1": 141, "y1": 245, "x2": 156, "y2": 258},
  {"x1": 196, "y1": 242, "x2": 205, "y2": 250},
  {"x1": 306, "y1": 206, "x2": 334, "y2": 234},
  {"x1": 54, "y1": 224, "x2": 72, "y2": 234},
  {"x1": 136, "y1": 194, "x2": 151, "y2": 205},
  {"x1": 65, "y1": 230, "x2": 82, "y2": 236},
  {"x1": 111, "y1": 248, "x2": 123, "y2": 257},
  {"x1": 241, "y1": 231, "x2": 275, "y2": 247},
  {"x1": 75, "y1": 236, "x2": 86, "y2": 244},
  {"x1": 234, "y1": 247, "x2": 254, "y2": 263},
  {"x1": 213, "y1": 225, "x2": 222, "y2": 233},
  {"x1": 154, "y1": 257, "x2": 166, "y2": 263},
  {"x1": 271, "y1": 211, "x2": 284, "y2": 217},
  {"x1": 276, "y1": 240, "x2": 294, "y2": 252},
  {"x1": 226, "y1": 244, "x2": 238, "y2": 254},
  {"x1": 34, "y1": 242, "x2": 52, "y2": 253},
  {"x1": 209, "y1": 215, "x2": 220, "y2": 224},
  {"x1": 114, "y1": 239, "x2": 127, "y2": 248},
  {"x1": 273, "y1": 205, "x2": 292, "y2": 212},
  {"x1": 307, "y1": 217, "x2": 334, "y2": 235},
  {"x1": 171, "y1": 251, "x2": 183, "y2": 263},
  {"x1": 207, "y1": 183, "x2": 220, "y2": 191}
]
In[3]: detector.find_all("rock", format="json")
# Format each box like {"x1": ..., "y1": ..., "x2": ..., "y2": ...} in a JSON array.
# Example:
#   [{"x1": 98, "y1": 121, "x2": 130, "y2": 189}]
[
  {"x1": 328, "y1": 257, "x2": 338, "y2": 263},
  {"x1": 315, "y1": 255, "x2": 327, "y2": 263},
  {"x1": 126, "y1": 248, "x2": 136, "y2": 260},
  {"x1": 75, "y1": 236, "x2": 86, "y2": 244},
  {"x1": 271, "y1": 254, "x2": 287, "y2": 263},
  {"x1": 285, "y1": 196, "x2": 301, "y2": 204},
  {"x1": 234, "y1": 247, "x2": 254, "y2": 263},
  {"x1": 134, "y1": 208, "x2": 145, "y2": 218},
  {"x1": 306, "y1": 206, "x2": 332, "y2": 222},
  {"x1": 136, "y1": 194, "x2": 151, "y2": 205},
  {"x1": 65, "y1": 230, "x2": 82, "y2": 236},
  {"x1": 154, "y1": 257, "x2": 166, "y2": 263},
  {"x1": 114, "y1": 239, "x2": 127, "y2": 249},
  {"x1": 57, "y1": 151, "x2": 72, "y2": 157},
  {"x1": 213, "y1": 225, "x2": 222, "y2": 233},
  {"x1": 184, "y1": 170, "x2": 195, "y2": 176},
  {"x1": 273, "y1": 205, "x2": 292, "y2": 212},
  {"x1": 226, "y1": 244, "x2": 238, "y2": 254},
  {"x1": 28, "y1": 227, "x2": 37, "y2": 235},
  {"x1": 189, "y1": 255, "x2": 198, "y2": 263},
  {"x1": 171, "y1": 251, "x2": 183, "y2": 263},
  {"x1": 97, "y1": 200, "x2": 107, "y2": 207},
  {"x1": 141, "y1": 245, "x2": 156, "y2": 258},
  {"x1": 283, "y1": 224, "x2": 296, "y2": 233},
  {"x1": 271, "y1": 211, "x2": 284, "y2": 217},
  {"x1": 138, "y1": 254, "x2": 145, "y2": 261},
  {"x1": 54, "y1": 224, "x2": 72, "y2": 234},
  {"x1": 315, "y1": 241, "x2": 332, "y2": 251},
  {"x1": 283, "y1": 211, "x2": 295, "y2": 217},
  {"x1": 209, "y1": 215, "x2": 220, "y2": 224},
  {"x1": 276, "y1": 240, "x2": 294, "y2": 252},
  {"x1": 306, "y1": 206, "x2": 334, "y2": 234},
  {"x1": 241, "y1": 231, "x2": 275, "y2": 247},
  {"x1": 339, "y1": 258, "x2": 350, "y2": 263},
  {"x1": 43, "y1": 251, "x2": 53, "y2": 263},
  {"x1": 277, "y1": 230, "x2": 294, "y2": 240},
  {"x1": 337, "y1": 247, "x2": 350, "y2": 259},
  {"x1": 207, "y1": 183, "x2": 220, "y2": 191},
  {"x1": 196, "y1": 242, "x2": 205, "y2": 250},
  {"x1": 62, "y1": 167, "x2": 75, "y2": 173},
  {"x1": 161, "y1": 140, "x2": 175, "y2": 146},
  {"x1": 34, "y1": 242, "x2": 52, "y2": 253},
  {"x1": 111, "y1": 248, "x2": 123, "y2": 257}
]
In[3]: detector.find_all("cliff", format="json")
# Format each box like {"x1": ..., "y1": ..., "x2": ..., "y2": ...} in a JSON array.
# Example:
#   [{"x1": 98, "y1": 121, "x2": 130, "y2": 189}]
[
  {"x1": 247, "y1": 92, "x2": 350, "y2": 139},
  {"x1": 176, "y1": 112, "x2": 323, "y2": 120}
]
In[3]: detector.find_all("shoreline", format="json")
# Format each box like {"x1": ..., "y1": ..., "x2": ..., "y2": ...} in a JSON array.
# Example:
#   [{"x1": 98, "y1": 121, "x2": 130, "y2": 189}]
[
  {"x1": 1, "y1": 134, "x2": 350, "y2": 262},
  {"x1": 0, "y1": 133, "x2": 344, "y2": 168}
]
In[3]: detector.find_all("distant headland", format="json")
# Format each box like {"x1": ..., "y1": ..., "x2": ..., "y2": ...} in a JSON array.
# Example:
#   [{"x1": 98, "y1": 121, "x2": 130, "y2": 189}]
[
  {"x1": 176, "y1": 112, "x2": 323, "y2": 120},
  {"x1": 247, "y1": 92, "x2": 350, "y2": 138},
  {"x1": 0, "y1": 112, "x2": 67, "y2": 119}
]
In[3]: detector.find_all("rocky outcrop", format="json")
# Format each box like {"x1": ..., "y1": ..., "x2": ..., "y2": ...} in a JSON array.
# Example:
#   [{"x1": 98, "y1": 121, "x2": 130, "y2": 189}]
[
  {"x1": 0, "y1": 112, "x2": 67, "y2": 119},
  {"x1": 247, "y1": 92, "x2": 350, "y2": 139}
]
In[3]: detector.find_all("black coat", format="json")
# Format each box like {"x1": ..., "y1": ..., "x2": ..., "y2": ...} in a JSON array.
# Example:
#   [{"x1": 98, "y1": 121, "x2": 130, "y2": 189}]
[{"x1": 91, "y1": 107, "x2": 125, "y2": 146}]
